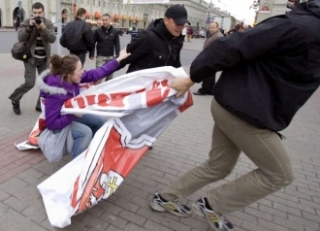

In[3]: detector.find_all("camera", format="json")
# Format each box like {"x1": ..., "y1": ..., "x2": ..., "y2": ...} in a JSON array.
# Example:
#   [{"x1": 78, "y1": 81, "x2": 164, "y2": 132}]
[{"x1": 34, "y1": 16, "x2": 42, "y2": 24}]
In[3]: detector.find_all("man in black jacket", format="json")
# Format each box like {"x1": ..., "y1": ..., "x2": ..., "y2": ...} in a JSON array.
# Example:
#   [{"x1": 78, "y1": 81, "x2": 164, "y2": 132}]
[
  {"x1": 89, "y1": 13, "x2": 120, "y2": 83},
  {"x1": 60, "y1": 8, "x2": 94, "y2": 65},
  {"x1": 119, "y1": 4, "x2": 188, "y2": 73},
  {"x1": 150, "y1": 0, "x2": 320, "y2": 230}
]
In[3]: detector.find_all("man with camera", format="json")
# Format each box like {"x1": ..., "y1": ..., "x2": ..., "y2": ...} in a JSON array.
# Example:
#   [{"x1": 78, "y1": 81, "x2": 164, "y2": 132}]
[{"x1": 9, "y1": 2, "x2": 56, "y2": 115}]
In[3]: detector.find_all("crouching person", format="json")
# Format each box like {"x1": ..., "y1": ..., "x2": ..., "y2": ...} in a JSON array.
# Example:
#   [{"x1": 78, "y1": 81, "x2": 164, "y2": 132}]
[{"x1": 37, "y1": 48, "x2": 130, "y2": 159}]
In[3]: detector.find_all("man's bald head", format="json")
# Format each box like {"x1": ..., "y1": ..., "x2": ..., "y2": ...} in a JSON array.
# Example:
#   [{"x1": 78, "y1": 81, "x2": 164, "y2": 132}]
[{"x1": 209, "y1": 21, "x2": 220, "y2": 34}]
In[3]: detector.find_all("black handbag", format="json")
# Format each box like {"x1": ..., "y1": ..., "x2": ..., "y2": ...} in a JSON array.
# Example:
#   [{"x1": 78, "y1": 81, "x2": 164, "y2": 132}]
[{"x1": 11, "y1": 30, "x2": 39, "y2": 61}]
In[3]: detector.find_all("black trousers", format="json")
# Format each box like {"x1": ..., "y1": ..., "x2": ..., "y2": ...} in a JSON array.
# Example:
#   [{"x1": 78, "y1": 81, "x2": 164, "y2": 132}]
[
  {"x1": 197, "y1": 74, "x2": 216, "y2": 95},
  {"x1": 71, "y1": 52, "x2": 86, "y2": 66}
]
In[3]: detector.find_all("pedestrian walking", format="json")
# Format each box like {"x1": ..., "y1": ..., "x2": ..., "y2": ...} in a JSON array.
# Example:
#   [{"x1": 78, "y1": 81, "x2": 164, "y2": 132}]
[
  {"x1": 89, "y1": 13, "x2": 120, "y2": 84},
  {"x1": 60, "y1": 8, "x2": 94, "y2": 66}
]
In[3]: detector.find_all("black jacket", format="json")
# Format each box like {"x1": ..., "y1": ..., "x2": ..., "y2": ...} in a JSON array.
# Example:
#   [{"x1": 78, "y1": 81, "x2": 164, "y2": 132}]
[
  {"x1": 190, "y1": 2, "x2": 320, "y2": 131},
  {"x1": 89, "y1": 25, "x2": 120, "y2": 57},
  {"x1": 120, "y1": 19, "x2": 184, "y2": 73},
  {"x1": 60, "y1": 18, "x2": 94, "y2": 54}
]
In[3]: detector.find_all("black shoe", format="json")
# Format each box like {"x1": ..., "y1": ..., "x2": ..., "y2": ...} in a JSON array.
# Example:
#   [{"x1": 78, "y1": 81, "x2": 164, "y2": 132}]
[
  {"x1": 35, "y1": 105, "x2": 42, "y2": 112},
  {"x1": 193, "y1": 92, "x2": 206, "y2": 96},
  {"x1": 149, "y1": 146, "x2": 153, "y2": 150},
  {"x1": 12, "y1": 101, "x2": 21, "y2": 115}
]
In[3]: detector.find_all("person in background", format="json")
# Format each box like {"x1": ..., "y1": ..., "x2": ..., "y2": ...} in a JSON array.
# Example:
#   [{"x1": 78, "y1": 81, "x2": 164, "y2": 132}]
[
  {"x1": 37, "y1": 48, "x2": 130, "y2": 159},
  {"x1": 90, "y1": 13, "x2": 120, "y2": 84},
  {"x1": 187, "y1": 25, "x2": 193, "y2": 42},
  {"x1": 227, "y1": 24, "x2": 241, "y2": 35},
  {"x1": 9, "y1": 2, "x2": 56, "y2": 115},
  {"x1": 182, "y1": 25, "x2": 187, "y2": 41},
  {"x1": 14, "y1": 19, "x2": 19, "y2": 31},
  {"x1": 193, "y1": 21, "x2": 223, "y2": 96},
  {"x1": 60, "y1": 8, "x2": 94, "y2": 66},
  {"x1": 128, "y1": 24, "x2": 139, "y2": 42},
  {"x1": 119, "y1": 4, "x2": 188, "y2": 74}
]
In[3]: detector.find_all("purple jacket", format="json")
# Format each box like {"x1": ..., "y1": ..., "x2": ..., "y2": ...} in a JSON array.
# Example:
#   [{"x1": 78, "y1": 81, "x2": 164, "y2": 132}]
[{"x1": 37, "y1": 59, "x2": 119, "y2": 130}]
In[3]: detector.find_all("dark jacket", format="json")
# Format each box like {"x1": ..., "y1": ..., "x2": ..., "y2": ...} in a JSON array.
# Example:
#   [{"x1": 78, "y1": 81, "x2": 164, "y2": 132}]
[
  {"x1": 120, "y1": 19, "x2": 184, "y2": 73},
  {"x1": 190, "y1": 2, "x2": 320, "y2": 132},
  {"x1": 60, "y1": 18, "x2": 94, "y2": 54},
  {"x1": 89, "y1": 25, "x2": 120, "y2": 58},
  {"x1": 18, "y1": 18, "x2": 56, "y2": 64},
  {"x1": 37, "y1": 60, "x2": 120, "y2": 130}
]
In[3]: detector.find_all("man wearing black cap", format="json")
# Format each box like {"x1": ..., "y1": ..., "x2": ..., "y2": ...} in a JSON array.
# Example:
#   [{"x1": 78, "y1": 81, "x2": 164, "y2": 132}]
[{"x1": 119, "y1": 4, "x2": 189, "y2": 73}]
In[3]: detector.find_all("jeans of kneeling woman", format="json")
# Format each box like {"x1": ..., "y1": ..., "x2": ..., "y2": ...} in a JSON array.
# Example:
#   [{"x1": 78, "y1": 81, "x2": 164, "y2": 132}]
[{"x1": 71, "y1": 114, "x2": 105, "y2": 159}]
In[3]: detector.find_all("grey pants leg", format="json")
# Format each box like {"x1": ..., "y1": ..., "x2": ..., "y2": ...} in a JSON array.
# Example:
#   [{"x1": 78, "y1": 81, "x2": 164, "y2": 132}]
[
  {"x1": 161, "y1": 98, "x2": 294, "y2": 215},
  {"x1": 9, "y1": 59, "x2": 48, "y2": 107},
  {"x1": 35, "y1": 59, "x2": 48, "y2": 108},
  {"x1": 95, "y1": 56, "x2": 114, "y2": 84}
]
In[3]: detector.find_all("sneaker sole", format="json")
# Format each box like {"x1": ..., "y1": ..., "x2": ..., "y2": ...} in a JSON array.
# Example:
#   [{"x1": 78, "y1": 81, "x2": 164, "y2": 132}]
[
  {"x1": 192, "y1": 202, "x2": 233, "y2": 231},
  {"x1": 150, "y1": 201, "x2": 191, "y2": 218},
  {"x1": 150, "y1": 201, "x2": 166, "y2": 212}
]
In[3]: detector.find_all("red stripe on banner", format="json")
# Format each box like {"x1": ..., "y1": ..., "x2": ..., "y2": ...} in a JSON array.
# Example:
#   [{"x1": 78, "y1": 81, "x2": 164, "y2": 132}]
[
  {"x1": 98, "y1": 93, "x2": 126, "y2": 108},
  {"x1": 178, "y1": 91, "x2": 194, "y2": 113},
  {"x1": 73, "y1": 128, "x2": 148, "y2": 214},
  {"x1": 74, "y1": 97, "x2": 86, "y2": 108},
  {"x1": 85, "y1": 95, "x2": 96, "y2": 106},
  {"x1": 27, "y1": 129, "x2": 42, "y2": 145},
  {"x1": 71, "y1": 175, "x2": 80, "y2": 208},
  {"x1": 79, "y1": 83, "x2": 91, "y2": 89},
  {"x1": 64, "y1": 99, "x2": 73, "y2": 108},
  {"x1": 146, "y1": 87, "x2": 171, "y2": 107}
]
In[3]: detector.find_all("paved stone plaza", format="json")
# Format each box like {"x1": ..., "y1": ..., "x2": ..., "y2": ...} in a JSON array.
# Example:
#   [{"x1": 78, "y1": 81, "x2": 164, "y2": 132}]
[{"x1": 0, "y1": 33, "x2": 319, "y2": 231}]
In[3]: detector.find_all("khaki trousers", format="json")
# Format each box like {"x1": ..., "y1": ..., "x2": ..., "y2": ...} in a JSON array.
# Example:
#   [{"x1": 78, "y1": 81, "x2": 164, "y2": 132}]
[
  {"x1": 161, "y1": 98, "x2": 294, "y2": 214},
  {"x1": 95, "y1": 55, "x2": 114, "y2": 84}
]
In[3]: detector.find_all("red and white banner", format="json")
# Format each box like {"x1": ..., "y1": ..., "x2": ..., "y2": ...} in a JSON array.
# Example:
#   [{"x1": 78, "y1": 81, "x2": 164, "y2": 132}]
[{"x1": 30, "y1": 66, "x2": 193, "y2": 228}]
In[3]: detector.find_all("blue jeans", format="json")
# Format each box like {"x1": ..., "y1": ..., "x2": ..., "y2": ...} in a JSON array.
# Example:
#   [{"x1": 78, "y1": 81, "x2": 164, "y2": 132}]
[{"x1": 71, "y1": 114, "x2": 105, "y2": 159}]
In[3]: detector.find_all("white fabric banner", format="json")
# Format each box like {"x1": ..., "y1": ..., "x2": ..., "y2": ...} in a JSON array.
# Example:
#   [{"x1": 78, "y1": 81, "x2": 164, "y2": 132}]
[{"x1": 34, "y1": 66, "x2": 193, "y2": 228}]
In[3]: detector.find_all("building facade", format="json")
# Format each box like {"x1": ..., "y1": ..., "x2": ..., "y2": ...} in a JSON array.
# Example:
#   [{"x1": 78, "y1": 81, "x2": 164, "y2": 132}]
[
  {"x1": 0, "y1": 0, "x2": 209, "y2": 29},
  {"x1": 256, "y1": 0, "x2": 287, "y2": 23}
]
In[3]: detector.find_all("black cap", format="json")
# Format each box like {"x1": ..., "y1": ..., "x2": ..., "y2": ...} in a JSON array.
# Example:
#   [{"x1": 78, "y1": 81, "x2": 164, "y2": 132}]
[{"x1": 165, "y1": 5, "x2": 190, "y2": 25}]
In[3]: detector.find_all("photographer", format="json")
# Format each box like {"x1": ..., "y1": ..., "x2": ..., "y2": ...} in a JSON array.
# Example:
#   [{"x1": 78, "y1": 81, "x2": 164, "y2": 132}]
[{"x1": 9, "y1": 2, "x2": 56, "y2": 115}]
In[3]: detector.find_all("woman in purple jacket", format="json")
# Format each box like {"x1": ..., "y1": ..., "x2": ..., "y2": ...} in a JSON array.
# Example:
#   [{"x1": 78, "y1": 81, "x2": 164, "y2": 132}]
[{"x1": 37, "y1": 48, "x2": 130, "y2": 158}]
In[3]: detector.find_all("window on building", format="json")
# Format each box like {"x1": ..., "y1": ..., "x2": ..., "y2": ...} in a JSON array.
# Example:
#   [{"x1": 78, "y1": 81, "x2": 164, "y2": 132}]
[
  {"x1": 87, "y1": 0, "x2": 89, "y2": 5},
  {"x1": 81, "y1": 0, "x2": 83, "y2": 4},
  {"x1": 113, "y1": 3, "x2": 115, "y2": 9},
  {"x1": 93, "y1": 0, "x2": 95, "y2": 6},
  {"x1": 98, "y1": 0, "x2": 100, "y2": 6},
  {"x1": 103, "y1": 1, "x2": 106, "y2": 7}
]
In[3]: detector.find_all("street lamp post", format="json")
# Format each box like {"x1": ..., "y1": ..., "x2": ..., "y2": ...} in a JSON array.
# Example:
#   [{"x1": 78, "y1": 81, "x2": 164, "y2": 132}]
[
  {"x1": 18, "y1": 0, "x2": 22, "y2": 25},
  {"x1": 56, "y1": 0, "x2": 62, "y2": 55}
]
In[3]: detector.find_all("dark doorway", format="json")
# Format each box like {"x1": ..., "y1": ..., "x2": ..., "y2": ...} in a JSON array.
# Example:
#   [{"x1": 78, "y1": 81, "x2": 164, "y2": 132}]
[
  {"x1": 13, "y1": 7, "x2": 25, "y2": 26},
  {"x1": 0, "y1": 8, "x2": 2, "y2": 27}
]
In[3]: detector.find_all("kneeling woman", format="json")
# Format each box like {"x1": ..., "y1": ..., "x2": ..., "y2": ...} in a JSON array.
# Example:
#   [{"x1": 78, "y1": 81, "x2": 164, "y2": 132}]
[{"x1": 37, "y1": 48, "x2": 130, "y2": 159}]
